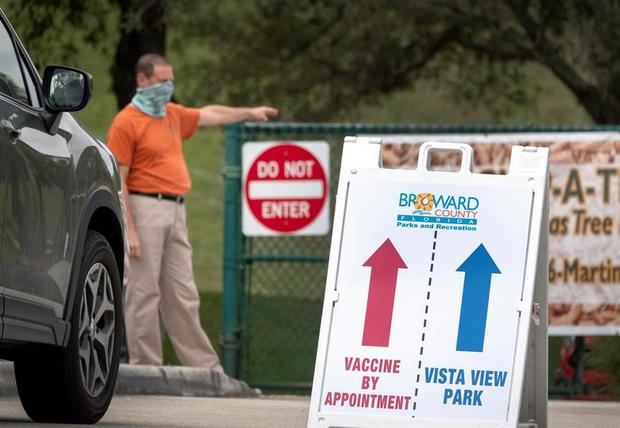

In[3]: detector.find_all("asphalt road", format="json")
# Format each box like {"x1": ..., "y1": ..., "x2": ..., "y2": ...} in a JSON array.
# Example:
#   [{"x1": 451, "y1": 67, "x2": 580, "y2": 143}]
[
  {"x1": 0, "y1": 396, "x2": 619, "y2": 427},
  {"x1": 0, "y1": 395, "x2": 308, "y2": 428}
]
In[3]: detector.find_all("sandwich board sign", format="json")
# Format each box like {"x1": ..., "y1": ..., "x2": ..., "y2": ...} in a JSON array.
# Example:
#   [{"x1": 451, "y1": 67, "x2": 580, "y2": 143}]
[
  {"x1": 308, "y1": 138, "x2": 549, "y2": 428},
  {"x1": 242, "y1": 141, "x2": 330, "y2": 236}
]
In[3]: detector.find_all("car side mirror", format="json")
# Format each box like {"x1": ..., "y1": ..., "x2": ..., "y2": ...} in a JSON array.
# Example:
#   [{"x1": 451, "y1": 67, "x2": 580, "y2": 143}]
[{"x1": 42, "y1": 65, "x2": 93, "y2": 112}]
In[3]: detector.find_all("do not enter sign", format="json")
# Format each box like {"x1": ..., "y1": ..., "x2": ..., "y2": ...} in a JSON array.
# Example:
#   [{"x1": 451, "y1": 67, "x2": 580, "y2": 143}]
[{"x1": 242, "y1": 142, "x2": 330, "y2": 236}]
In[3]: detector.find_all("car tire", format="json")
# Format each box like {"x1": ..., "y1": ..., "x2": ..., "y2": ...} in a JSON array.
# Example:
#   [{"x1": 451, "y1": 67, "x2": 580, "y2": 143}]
[{"x1": 14, "y1": 230, "x2": 122, "y2": 423}]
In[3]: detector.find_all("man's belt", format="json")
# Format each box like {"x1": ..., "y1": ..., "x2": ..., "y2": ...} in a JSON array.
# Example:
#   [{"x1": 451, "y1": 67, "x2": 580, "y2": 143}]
[{"x1": 129, "y1": 191, "x2": 185, "y2": 204}]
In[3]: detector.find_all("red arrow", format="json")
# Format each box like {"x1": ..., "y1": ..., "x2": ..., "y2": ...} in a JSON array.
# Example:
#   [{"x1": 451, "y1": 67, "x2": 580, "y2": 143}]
[{"x1": 362, "y1": 239, "x2": 408, "y2": 347}]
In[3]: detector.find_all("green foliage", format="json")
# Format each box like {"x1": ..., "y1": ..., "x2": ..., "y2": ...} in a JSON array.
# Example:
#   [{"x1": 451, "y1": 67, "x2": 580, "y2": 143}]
[
  {"x1": 351, "y1": 64, "x2": 591, "y2": 125},
  {"x1": 166, "y1": 0, "x2": 620, "y2": 123},
  {"x1": 6, "y1": 0, "x2": 620, "y2": 122},
  {"x1": 0, "y1": 0, "x2": 115, "y2": 70},
  {"x1": 170, "y1": 0, "x2": 480, "y2": 120}
]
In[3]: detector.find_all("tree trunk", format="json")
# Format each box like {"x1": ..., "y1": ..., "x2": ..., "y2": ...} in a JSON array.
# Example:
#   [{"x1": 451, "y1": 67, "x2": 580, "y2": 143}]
[
  {"x1": 575, "y1": 93, "x2": 620, "y2": 125},
  {"x1": 111, "y1": 0, "x2": 166, "y2": 110}
]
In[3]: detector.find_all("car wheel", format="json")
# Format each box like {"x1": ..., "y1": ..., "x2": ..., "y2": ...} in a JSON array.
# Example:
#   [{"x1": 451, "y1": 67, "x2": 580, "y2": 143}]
[{"x1": 14, "y1": 231, "x2": 122, "y2": 423}]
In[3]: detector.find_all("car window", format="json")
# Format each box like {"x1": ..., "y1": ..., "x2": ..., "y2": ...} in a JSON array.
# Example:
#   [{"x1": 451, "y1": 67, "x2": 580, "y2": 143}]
[
  {"x1": 18, "y1": 52, "x2": 40, "y2": 107},
  {"x1": 0, "y1": 20, "x2": 28, "y2": 104}
]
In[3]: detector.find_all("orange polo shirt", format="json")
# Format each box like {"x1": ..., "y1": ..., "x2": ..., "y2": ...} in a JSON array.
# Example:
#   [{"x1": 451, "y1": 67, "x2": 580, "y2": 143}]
[{"x1": 107, "y1": 103, "x2": 200, "y2": 195}]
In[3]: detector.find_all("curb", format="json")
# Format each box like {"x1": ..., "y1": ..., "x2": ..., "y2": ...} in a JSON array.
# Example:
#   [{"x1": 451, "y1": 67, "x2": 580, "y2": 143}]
[
  {"x1": 115, "y1": 364, "x2": 260, "y2": 397},
  {"x1": 0, "y1": 361, "x2": 260, "y2": 398}
]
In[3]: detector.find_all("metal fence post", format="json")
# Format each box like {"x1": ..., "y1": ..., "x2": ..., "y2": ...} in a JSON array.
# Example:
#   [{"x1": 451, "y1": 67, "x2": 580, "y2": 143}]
[{"x1": 221, "y1": 123, "x2": 243, "y2": 376}]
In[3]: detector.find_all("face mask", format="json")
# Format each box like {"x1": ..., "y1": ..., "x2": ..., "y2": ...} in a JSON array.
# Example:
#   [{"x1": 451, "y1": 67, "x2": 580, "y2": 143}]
[{"x1": 131, "y1": 80, "x2": 174, "y2": 117}]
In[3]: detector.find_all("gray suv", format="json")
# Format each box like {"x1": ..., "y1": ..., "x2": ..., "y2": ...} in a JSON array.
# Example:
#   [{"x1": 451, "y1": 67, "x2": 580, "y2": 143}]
[{"x1": 0, "y1": 10, "x2": 125, "y2": 424}]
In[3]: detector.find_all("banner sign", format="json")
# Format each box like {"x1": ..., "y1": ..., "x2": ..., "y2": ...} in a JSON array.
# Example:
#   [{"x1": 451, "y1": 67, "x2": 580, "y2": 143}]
[{"x1": 379, "y1": 132, "x2": 620, "y2": 335}]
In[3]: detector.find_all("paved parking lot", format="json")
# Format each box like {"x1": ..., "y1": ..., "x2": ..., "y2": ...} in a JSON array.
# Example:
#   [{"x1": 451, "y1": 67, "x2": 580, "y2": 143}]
[{"x1": 1, "y1": 396, "x2": 619, "y2": 427}]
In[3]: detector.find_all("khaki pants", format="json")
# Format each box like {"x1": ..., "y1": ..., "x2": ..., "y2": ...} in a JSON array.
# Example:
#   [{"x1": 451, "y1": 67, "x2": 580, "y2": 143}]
[{"x1": 125, "y1": 194, "x2": 223, "y2": 371}]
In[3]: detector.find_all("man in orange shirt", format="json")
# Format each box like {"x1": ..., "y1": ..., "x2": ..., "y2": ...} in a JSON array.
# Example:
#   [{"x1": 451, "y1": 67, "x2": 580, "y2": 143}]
[{"x1": 107, "y1": 53, "x2": 277, "y2": 370}]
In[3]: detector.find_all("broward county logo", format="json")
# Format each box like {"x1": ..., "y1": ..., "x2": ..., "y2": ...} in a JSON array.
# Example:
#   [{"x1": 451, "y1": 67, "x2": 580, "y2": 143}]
[
  {"x1": 396, "y1": 192, "x2": 479, "y2": 232},
  {"x1": 415, "y1": 192, "x2": 434, "y2": 211}
]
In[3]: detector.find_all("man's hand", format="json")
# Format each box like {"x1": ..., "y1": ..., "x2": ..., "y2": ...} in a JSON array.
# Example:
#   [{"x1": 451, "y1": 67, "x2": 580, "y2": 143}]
[
  {"x1": 128, "y1": 226, "x2": 142, "y2": 259},
  {"x1": 248, "y1": 106, "x2": 279, "y2": 122}
]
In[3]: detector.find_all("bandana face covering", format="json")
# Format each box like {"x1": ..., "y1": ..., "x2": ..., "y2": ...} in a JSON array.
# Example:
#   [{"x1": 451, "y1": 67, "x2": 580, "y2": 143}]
[{"x1": 131, "y1": 80, "x2": 174, "y2": 117}]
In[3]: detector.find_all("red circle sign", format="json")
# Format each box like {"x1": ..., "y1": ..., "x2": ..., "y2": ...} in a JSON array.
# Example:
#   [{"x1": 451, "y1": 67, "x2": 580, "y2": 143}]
[{"x1": 245, "y1": 144, "x2": 328, "y2": 233}]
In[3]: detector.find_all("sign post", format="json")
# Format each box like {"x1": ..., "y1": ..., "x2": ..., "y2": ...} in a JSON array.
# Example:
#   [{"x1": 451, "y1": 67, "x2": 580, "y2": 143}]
[
  {"x1": 308, "y1": 138, "x2": 549, "y2": 428},
  {"x1": 242, "y1": 141, "x2": 330, "y2": 236}
]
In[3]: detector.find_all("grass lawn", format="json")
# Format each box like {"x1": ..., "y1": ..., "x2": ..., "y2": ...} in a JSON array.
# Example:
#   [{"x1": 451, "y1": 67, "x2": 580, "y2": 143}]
[{"x1": 162, "y1": 290, "x2": 322, "y2": 393}]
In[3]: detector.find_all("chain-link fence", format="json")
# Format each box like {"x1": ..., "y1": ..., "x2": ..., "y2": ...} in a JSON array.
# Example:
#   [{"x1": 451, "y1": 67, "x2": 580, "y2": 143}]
[{"x1": 220, "y1": 122, "x2": 620, "y2": 392}]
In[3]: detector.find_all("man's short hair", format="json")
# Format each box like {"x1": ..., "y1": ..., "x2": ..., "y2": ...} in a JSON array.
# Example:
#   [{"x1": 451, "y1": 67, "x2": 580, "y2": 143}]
[{"x1": 135, "y1": 53, "x2": 169, "y2": 78}]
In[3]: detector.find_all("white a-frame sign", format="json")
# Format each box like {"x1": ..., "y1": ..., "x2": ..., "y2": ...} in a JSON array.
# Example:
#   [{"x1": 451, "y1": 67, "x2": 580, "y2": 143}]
[{"x1": 308, "y1": 138, "x2": 549, "y2": 428}]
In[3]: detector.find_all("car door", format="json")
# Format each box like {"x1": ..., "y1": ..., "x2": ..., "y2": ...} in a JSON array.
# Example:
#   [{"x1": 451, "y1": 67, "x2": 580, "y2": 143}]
[
  {"x1": 0, "y1": 14, "x2": 76, "y2": 320},
  {"x1": 0, "y1": 90, "x2": 6, "y2": 326}
]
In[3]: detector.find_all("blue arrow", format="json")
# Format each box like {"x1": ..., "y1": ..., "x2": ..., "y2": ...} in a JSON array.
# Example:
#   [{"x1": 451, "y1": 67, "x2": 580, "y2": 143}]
[{"x1": 456, "y1": 243, "x2": 501, "y2": 352}]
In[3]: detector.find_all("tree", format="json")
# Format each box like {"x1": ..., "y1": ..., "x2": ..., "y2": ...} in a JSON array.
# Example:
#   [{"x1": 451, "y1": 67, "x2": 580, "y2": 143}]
[
  {"x1": 1, "y1": 0, "x2": 165, "y2": 110},
  {"x1": 111, "y1": 0, "x2": 166, "y2": 109},
  {"x1": 0, "y1": 0, "x2": 112, "y2": 69},
  {"x1": 171, "y1": 0, "x2": 620, "y2": 124},
  {"x1": 4, "y1": 0, "x2": 620, "y2": 124}
]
